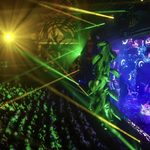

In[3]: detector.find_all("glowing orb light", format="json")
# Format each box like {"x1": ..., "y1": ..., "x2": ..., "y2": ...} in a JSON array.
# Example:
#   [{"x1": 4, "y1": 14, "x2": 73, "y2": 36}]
[{"x1": 3, "y1": 33, "x2": 15, "y2": 43}]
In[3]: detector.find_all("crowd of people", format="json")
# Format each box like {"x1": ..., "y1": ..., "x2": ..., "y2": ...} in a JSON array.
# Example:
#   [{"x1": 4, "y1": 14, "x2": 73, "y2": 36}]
[{"x1": 0, "y1": 82, "x2": 136, "y2": 149}]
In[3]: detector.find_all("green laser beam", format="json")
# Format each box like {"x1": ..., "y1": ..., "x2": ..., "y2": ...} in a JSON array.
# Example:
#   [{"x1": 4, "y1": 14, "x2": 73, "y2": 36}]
[
  {"x1": 50, "y1": 55, "x2": 89, "y2": 96},
  {"x1": 109, "y1": 128, "x2": 136, "y2": 150},
  {"x1": 77, "y1": 23, "x2": 105, "y2": 31},
  {"x1": 2, "y1": 48, "x2": 81, "y2": 84},
  {"x1": 16, "y1": 47, "x2": 79, "y2": 85},
  {"x1": 26, "y1": 70, "x2": 89, "y2": 107},
  {"x1": 62, "y1": 10, "x2": 127, "y2": 15},
  {"x1": 95, "y1": 10, "x2": 127, "y2": 13}
]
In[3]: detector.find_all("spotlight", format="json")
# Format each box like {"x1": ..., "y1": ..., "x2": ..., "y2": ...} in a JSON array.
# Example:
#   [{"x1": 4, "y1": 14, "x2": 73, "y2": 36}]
[{"x1": 3, "y1": 33, "x2": 15, "y2": 42}]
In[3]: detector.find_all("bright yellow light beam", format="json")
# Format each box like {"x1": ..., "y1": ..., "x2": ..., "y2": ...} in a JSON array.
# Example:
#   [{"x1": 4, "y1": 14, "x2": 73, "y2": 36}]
[
  {"x1": 46, "y1": 85, "x2": 140, "y2": 144},
  {"x1": 43, "y1": 2, "x2": 114, "y2": 19},
  {"x1": 0, "y1": 69, "x2": 79, "y2": 108},
  {"x1": 30, "y1": 0, "x2": 96, "y2": 25}
]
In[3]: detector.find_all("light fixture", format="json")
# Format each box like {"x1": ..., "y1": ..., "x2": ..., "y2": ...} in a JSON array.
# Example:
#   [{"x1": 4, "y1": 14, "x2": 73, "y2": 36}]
[{"x1": 3, "y1": 32, "x2": 15, "y2": 43}]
